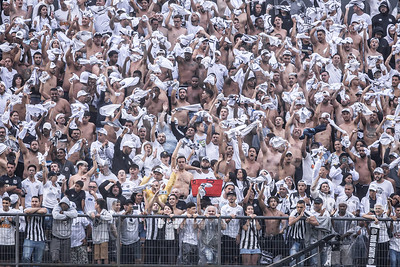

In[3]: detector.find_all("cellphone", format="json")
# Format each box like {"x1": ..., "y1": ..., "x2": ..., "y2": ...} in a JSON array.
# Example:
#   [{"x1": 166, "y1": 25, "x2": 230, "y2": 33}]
[
  {"x1": 132, "y1": 206, "x2": 139, "y2": 210},
  {"x1": 159, "y1": 190, "x2": 167, "y2": 195}
]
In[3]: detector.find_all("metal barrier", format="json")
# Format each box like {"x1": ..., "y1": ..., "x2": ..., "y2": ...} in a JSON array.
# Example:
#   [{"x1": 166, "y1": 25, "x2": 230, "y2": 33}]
[{"x1": 0, "y1": 213, "x2": 396, "y2": 266}]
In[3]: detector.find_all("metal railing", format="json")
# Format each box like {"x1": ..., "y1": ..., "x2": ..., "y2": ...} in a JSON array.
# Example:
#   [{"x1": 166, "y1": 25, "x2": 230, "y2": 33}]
[{"x1": 0, "y1": 213, "x2": 394, "y2": 266}]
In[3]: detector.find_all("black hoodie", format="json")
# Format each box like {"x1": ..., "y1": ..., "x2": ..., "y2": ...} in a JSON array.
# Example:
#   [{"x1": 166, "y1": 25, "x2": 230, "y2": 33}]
[{"x1": 372, "y1": 1, "x2": 396, "y2": 37}]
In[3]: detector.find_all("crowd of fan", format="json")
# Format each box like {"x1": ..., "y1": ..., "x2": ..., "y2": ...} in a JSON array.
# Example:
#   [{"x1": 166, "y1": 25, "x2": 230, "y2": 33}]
[{"x1": 2, "y1": 0, "x2": 400, "y2": 265}]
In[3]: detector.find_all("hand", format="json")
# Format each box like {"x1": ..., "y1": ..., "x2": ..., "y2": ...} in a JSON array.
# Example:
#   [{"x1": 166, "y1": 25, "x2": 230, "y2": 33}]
[
  {"x1": 250, "y1": 214, "x2": 256, "y2": 219},
  {"x1": 230, "y1": 214, "x2": 236, "y2": 219}
]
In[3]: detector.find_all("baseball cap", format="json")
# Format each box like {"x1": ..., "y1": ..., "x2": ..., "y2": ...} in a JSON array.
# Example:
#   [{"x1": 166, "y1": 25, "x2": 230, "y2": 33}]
[
  {"x1": 373, "y1": 167, "x2": 384, "y2": 174},
  {"x1": 153, "y1": 167, "x2": 163, "y2": 174},
  {"x1": 122, "y1": 140, "x2": 135, "y2": 148},
  {"x1": 77, "y1": 90, "x2": 88, "y2": 98},
  {"x1": 390, "y1": 152, "x2": 399, "y2": 158},
  {"x1": 202, "y1": 156, "x2": 210, "y2": 162},
  {"x1": 43, "y1": 122, "x2": 51, "y2": 130},
  {"x1": 286, "y1": 151, "x2": 293, "y2": 156},
  {"x1": 215, "y1": 50, "x2": 221, "y2": 56},
  {"x1": 381, "y1": 163, "x2": 389, "y2": 168},
  {"x1": 49, "y1": 62, "x2": 57, "y2": 69},
  {"x1": 341, "y1": 108, "x2": 351, "y2": 113},
  {"x1": 15, "y1": 31, "x2": 24, "y2": 39},
  {"x1": 97, "y1": 128, "x2": 108, "y2": 136},
  {"x1": 183, "y1": 47, "x2": 193, "y2": 54},
  {"x1": 314, "y1": 197, "x2": 323, "y2": 204},
  {"x1": 369, "y1": 184, "x2": 378, "y2": 191},
  {"x1": 282, "y1": 50, "x2": 292, "y2": 56}
]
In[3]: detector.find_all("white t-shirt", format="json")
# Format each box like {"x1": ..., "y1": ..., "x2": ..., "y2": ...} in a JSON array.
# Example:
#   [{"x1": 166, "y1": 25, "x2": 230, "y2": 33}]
[
  {"x1": 326, "y1": 63, "x2": 342, "y2": 84},
  {"x1": 42, "y1": 181, "x2": 61, "y2": 208},
  {"x1": 120, "y1": 180, "x2": 136, "y2": 199},
  {"x1": 22, "y1": 178, "x2": 44, "y2": 208},
  {"x1": 221, "y1": 204, "x2": 244, "y2": 238},
  {"x1": 0, "y1": 67, "x2": 17, "y2": 89},
  {"x1": 350, "y1": 13, "x2": 372, "y2": 26},
  {"x1": 207, "y1": 63, "x2": 228, "y2": 92},
  {"x1": 370, "y1": 180, "x2": 394, "y2": 200},
  {"x1": 206, "y1": 142, "x2": 219, "y2": 161}
]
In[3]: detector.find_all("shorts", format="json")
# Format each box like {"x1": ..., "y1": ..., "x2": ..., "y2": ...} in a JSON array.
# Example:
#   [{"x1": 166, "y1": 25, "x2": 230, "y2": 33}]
[
  {"x1": 94, "y1": 242, "x2": 108, "y2": 260},
  {"x1": 0, "y1": 245, "x2": 15, "y2": 261},
  {"x1": 240, "y1": 248, "x2": 261, "y2": 254}
]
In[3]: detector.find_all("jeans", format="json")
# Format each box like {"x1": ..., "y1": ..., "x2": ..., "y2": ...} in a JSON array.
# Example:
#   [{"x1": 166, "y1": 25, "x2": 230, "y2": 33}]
[
  {"x1": 22, "y1": 239, "x2": 46, "y2": 264},
  {"x1": 289, "y1": 240, "x2": 305, "y2": 266},
  {"x1": 389, "y1": 249, "x2": 400, "y2": 267}
]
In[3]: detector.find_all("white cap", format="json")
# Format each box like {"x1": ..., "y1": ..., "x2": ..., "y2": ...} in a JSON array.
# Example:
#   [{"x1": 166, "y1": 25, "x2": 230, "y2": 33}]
[
  {"x1": 80, "y1": 71, "x2": 90, "y2": 83},
  {"x1": 49, "y1": 62, "x2": 56, "y2": 69},
  {"x1": 15, "y1": 31, "x2": 24, "y2": 39},
  {"x1": 369, "y1": 184, "x2": 378, "y2": 191},
  {"x1": 77, "y1": 90, "x2": 88, "y2": 98},
  {"x1": 183, "y1": 47, "x2": 193, "y2": 54},
  {"x1": 215, "y1": 50, "x2": 221, "y2": 56},
  {"x1": 373, "y1": 167, "x2": 384, "y2": 174},
  {"x1": 341, "y1": 108, "x2": 351, "y2": 113},
  {"x1": 122, "y1": 140, "x2": 135, "y2": 148},
  {"x1": 97, "y1": 128, "x2": 108, "y2": 136},
  {"x1": 43, "y1": 122, "x2": 51, "y2": 130},
  {"x1": 282, "y1": 50, "x2": 292, "y2": 56}
]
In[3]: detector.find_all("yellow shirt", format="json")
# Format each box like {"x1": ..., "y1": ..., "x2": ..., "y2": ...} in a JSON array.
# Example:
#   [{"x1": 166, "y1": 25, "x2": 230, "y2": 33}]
[{"x1": 140, "y1": 172, "x2": 177, "y2": 203}]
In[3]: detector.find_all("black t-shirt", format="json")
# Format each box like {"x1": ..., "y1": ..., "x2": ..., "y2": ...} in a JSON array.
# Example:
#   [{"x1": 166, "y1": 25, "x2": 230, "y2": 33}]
[
  {"x1": 0, "y1": 175, "x2": 22, "y2": 189},
  {"x1": 65, "y1": 189, "x2": 85, "y2": 211}
]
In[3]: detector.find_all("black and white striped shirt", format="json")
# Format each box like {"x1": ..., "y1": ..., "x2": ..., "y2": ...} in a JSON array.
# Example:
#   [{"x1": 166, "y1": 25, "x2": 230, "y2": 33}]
[
  {"x1": 240, "y1": 219, "x2": 260, "y2": 250},
  {"x1": 25, "y1": 215, "x2": 45, "y2": 242},
  {"x1": 287, "y1": 210, "x2": 311, "y2": 241},
  {"x1": 145, "y1": 216, "x2": 159, "y2": 240}
]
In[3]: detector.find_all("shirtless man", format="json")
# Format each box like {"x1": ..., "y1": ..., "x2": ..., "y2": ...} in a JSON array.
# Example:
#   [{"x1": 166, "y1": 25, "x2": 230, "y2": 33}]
[
  {"x1": 223, "y1": 67, "x2": 241, "y2": 96},
  {"x1": 46, "y1": 88, "x2": 71, "y2": 121},
  {"x1": 255, "y1": 50, "x2": 272, "y2": 84},
  {"x1": 271, "y1": 16, "x2": 287, "y2": 39},
  {"x1": 347, "y1": 146, "x2": 376, "y2": 199},
  {"x1": 171, "y1": 87, "x2": 190, "y2": 127},
  {"x1": 266, "y1": 115, "x2": 285, "y2": 139},
  {"x1": 10, "y1": 0, "x2": 27, "y2": 20},
  {"x1": 172, "y1": 155, "x2": 193, "y2": 197},
  {"x1": 143, "y1": 86, "x2": 168, "y2": 116},
  {"x1": 285, "y1": 127, "x2": 304, "y2": 168},
  {"x1": 260, "y1": 134, "x2": 282, "y2": 180},
  {"x1": 345, "y1": 21, "x2": 363, "y2": 52},
  {"x1": 86, "y1": 33, "x2": 103, "y2": 57},
  {"x1": 62, "y1": 49, "x2": 84, "y2": 96},
  {"x1": 338, "y1": 109, "x2": 359, "y2": 143},
  {"x1": 67, "y1": 129, "x2": 86, "y2": 164},
  {"x1": 68, "y1": 157, "x2": 97, "y2": 190},
  {"x1": 187, "y1": 76, "x2": 202, "y2": 104},
  {"x1": 18, "y1": 139, "x2": 40, "y2": 178},
  {"x1": 258, "y1": 192, "x2": 287, "y2": 258},
  {"x1": 238, "y1": 138, "x2": 261, "y2": 178},
  {"x1": 225, "y1": 0, "x2": 247, "y2": 33},
  {"x1": 165, "y1": 11, "x2": 187, "y2": 51},
  {"x1": 177, "y1": 47, "x2": 199, "y2": 85},
  {"x1": 215, "y1": 144, "x2": 236, "y2": 179},
  {"x1": 310, "y1": 27, "x2": 330, "y2": 58},
  {"x1": 280, "y1": 51, "x2": 298, "y2": 89},
  {"x1": 278, "y1": 149, "x2": 296, "y2": 180},
  {"x1": 314, "y1": 113, "x2": 332, "y2": 150},
  {"x1": 76, "y1": 112, "x2": 96, "y2": 146},
  {"x1": 360, "y1": 112, "x2": 380, "y2": 147},
  {"x1": 338, "y1": 37, "x2": 362, "y2": 66},
  {"x1": 39, "y1": 63, "x2": 57, "y2": 100}
]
